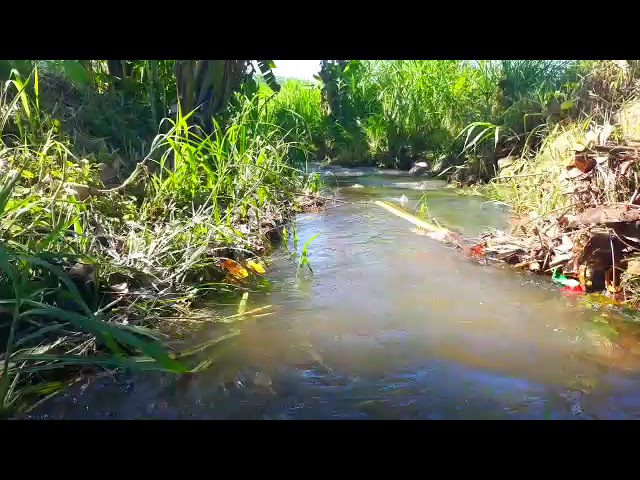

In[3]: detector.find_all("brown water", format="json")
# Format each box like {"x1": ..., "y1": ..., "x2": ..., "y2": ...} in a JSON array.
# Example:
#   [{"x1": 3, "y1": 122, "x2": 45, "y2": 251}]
[{"x1": 30, "y1": 170, "x2": 640, "y2": 419}]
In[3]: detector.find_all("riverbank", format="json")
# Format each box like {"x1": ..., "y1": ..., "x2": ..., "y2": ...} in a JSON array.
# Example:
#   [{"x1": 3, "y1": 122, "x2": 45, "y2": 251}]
[
  {"x1": 474, "y1": 131, "x2": 640, "y2": 308},
  {"x1": 467, "y1": 62, "x2": 640, "y2": 308},
  {"x1": 4, "y1": 59, "x2": 640, "y2": 416},
  {"x1": 0, "y1": 69, "x2": 324, "y2": 415}
]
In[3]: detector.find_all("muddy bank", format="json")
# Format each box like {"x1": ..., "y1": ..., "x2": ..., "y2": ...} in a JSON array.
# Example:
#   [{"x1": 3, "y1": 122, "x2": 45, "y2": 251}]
[{"x1": 481, "y1": 123, "x2": 640, "y2": 307}]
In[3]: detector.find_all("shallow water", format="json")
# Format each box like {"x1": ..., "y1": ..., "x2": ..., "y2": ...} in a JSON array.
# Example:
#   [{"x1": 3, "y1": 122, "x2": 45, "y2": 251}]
[{"x1": 30, "y1": 170, "x2": 640, "y2": 419}]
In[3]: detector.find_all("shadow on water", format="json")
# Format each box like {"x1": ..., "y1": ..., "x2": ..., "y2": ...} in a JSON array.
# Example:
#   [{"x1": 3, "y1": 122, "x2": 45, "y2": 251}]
[{"x1": 30, "y1": 170, "x2": 640, "y2": 419}]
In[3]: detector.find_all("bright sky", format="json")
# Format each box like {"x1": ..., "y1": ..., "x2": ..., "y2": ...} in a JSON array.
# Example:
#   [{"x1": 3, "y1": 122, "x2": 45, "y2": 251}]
[{"x1": 272, "y1": 60, "x2": 321, "y2": 81}]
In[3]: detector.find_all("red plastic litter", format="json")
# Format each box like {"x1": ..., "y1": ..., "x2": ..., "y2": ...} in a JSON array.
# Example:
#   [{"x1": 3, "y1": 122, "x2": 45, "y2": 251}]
[{"x1": 560, "y1": 285, "x2": 585, "y2": 296}]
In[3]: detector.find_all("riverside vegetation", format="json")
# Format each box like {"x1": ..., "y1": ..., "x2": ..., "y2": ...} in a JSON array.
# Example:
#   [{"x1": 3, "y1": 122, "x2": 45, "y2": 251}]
[
  {"x1": 0, "y1": 61, "x2": 321, "y2": 415},
  {"x1": 2, "y1": 59, "x2": 639, "y2": 415}
]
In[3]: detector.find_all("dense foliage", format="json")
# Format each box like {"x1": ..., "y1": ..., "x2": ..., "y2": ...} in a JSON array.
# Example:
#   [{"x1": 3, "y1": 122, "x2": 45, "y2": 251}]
[
  {"x1": 0, "y1": 61, "x2": 318, "y2": 414},
  {"x1": 2, "y1": 58, "x2": 637, "y2": 415}
]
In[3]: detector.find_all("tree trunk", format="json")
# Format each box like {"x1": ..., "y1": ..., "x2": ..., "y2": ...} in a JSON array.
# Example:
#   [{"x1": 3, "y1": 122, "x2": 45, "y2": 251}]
[
  {"x1": 107, "y1": 60, "x2": 132, "y2": 91},
  {"x1": 107, "y1": 60, "x2": 125, "y2": 80},
  {"x1": 175, "y1": 60, "x2": 250, "y2": 134}
]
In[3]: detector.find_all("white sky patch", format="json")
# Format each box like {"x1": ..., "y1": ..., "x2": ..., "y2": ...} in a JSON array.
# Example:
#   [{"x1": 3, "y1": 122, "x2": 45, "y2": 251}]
[{"x1": 271, "y1": 60, "x2": 321, "y2": 81}]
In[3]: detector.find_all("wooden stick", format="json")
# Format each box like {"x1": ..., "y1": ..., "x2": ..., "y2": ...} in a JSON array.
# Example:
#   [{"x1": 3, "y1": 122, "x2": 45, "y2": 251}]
[
  {"x1": 593, "y1": 145, "x2": 639, "y2": 153},
  {"x1": 374, "y1": 201, "x2": 448, "y2": 234}
]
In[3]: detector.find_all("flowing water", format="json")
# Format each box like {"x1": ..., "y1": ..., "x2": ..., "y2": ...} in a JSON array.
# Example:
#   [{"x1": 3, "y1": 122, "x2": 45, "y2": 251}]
[{"x1": 30, "y1": 169, "x2": 640, "y2": 419}]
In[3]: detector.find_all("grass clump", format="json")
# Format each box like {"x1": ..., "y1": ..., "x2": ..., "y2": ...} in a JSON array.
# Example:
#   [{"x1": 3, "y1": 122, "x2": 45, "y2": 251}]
[
  {"x1": 258, "y1": 79, "x2": 324, "y2": 166},
  {"x1": 480, "y1": 61, "x2": 640, "y2": 216},
  {"x1": 258, "y1": 60, "x2": 579, "y2": 176},
  {"x1": 0, "y1": 67, "x2": 321, "y2": 415},
  {"x1": 472, "y1": 61, "x2": 640, "y2": 307}
]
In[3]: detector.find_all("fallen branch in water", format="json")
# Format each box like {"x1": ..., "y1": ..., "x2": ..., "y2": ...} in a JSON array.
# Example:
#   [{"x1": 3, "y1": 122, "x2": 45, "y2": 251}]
[
  {"x1": 373, "y1": 200, "x2": 482, "y2": 258},
  {"x1": 374, "y1": 200, "x2": 448, "y2": 233}
]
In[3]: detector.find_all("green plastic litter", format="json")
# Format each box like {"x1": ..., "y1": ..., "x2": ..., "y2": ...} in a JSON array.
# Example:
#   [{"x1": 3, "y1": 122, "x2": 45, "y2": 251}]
[{"x1": 552, "y1": 268, "x2": 580, "y2": 288}]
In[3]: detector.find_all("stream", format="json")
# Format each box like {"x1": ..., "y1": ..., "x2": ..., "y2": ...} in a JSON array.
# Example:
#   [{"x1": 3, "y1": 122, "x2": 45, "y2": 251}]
[{"x1": 29, "y1": 169, "x2": 640, "y2": 419}]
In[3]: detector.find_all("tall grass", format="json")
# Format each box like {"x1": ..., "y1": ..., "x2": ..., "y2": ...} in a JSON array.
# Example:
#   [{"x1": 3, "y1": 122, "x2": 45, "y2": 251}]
[
  {"x1": 257, "y1": 80, "x2": 323, "y2": 166},
  {"x1": 260, "y1": 60, "x2": 578, "y2": 171},
  {"x1": 478, "y1": 60, "x2": 640, "y2": 213},
  {"x1": 363, "y1": 61, "x2": 489, "y2": 158},
  {"x1": 0, "y1": 68, "x2": 320, "y2": 414},
  {"x1": 0, "y1": 71, "x2": 187, "y2": 414}
]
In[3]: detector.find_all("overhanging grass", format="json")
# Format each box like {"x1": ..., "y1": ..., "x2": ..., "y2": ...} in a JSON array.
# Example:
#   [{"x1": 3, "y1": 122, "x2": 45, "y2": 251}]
[{"x1": 0, "y1": 68, "x2": 321, "y2": 414}]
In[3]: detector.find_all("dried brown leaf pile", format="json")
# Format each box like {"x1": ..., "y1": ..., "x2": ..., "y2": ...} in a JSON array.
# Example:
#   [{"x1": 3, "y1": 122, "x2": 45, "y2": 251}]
[{"x1": 481, "y1": 123, "x2": 640, "y2": 303}]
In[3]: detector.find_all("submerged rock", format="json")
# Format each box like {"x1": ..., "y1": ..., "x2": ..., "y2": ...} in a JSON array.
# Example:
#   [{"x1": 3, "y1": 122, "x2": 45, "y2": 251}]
[
  {"x1": 391, "y1": 180, "x2": 441, "y2": 191},
  {"x1": 409, "y1": 161, "x2": 431, "y2": 175},
  {"x1": 318, "y1": 166, "x2": 376, "y2": 178}
]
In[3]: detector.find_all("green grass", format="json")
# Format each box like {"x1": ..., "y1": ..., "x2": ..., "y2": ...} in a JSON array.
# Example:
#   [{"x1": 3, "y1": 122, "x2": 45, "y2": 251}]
[
  {"x1": 259, "y1": 60, "x2": 579, "y2": 172},
  {"x1": 3, "y1": 59, "x2": 634, "y2": 413},
  {"x1": 478, "y1": 61, "x2": 640, "y2": 216},
  {"x1": 0, "y1": 68, "x2": 321, "y2": 414},
  {"x1": 257, "y1": 79, "x2": 324, "y2": 166}
]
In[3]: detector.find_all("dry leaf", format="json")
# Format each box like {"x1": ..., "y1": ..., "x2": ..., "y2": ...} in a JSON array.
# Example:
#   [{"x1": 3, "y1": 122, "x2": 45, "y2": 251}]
[
  {"x1": 219, "y1": 259, "x2": 249, "y2": 278},
  {"x1": 246, "y1": 259, "x2": 266, "y2": 275},
  {"x1": 573, "y1": 153, "x2": 597, "y2": 173},
  {"x1": 620, "y1": 159, "x2": 635, "y2": 176},
  {"x1": 567, "y1": 167, "x2": 584, "y2": 179},
  {"x1": 605, "y1": 268, "x2": 622, "y2": 294},
  {"x1": 550, "y1": 253, "x2": 573, "y2": 268},
  {"x1": 541, "y1": 222, "x2": 560, "y2": 239},
  {"x1": 627, "y1": 259, "x2": 640, "y2": 276},
  {"x1": 555, "y1": 235, "x2": 574, "y2": 253},
  {"x1": 111, "y1": 282, "x2": 129, "y2": 294},
  {"x1": 224, "y1": 274, "x2": 246, "y2": 285},
  {"x1": 579, "y1": 264, "x2": 590, "y2": 288},
  {"x1": 567, "y1": 205, "x2": 640, "y2": 227}
]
